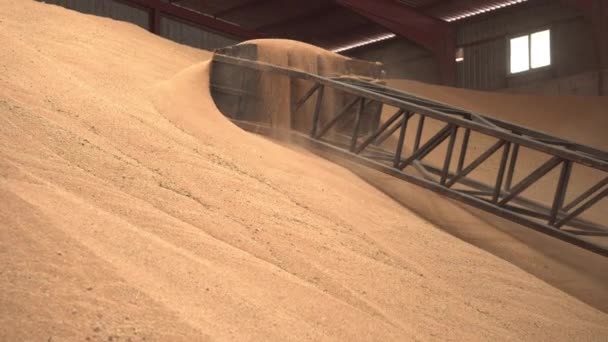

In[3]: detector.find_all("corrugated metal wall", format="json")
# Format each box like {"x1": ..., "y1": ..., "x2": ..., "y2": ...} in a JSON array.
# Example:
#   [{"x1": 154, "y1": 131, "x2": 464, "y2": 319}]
[
  {"x1": 455, "y1": 0, "x2": 596, "y2": 91},
  {"x1": 35, "y1": 0, "x2": 603, "y2": 95},
  {"x1": 161, "y1": 17, "x2": 238, "y2": 51},
  {"x1": 40, "y1": 0, "x2": 149, "y2": 29},
  {"x1": 457, "y1": 39, "x2": 507, "y2": 90},
  {"x1": 37, "y1": 0, "x2": 238, "y2": 51},
  {"x1": 351, "y1": 0, "x2": 600, "y2": 95},
  {"x1": 346, "y1": 38, "x2": 440, "y2": 83}
]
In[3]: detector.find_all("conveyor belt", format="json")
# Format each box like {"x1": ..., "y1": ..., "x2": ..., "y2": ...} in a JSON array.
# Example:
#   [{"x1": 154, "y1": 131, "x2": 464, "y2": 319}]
[{"x1": 212, "y1": 54, "x2": 608, "y2": 257}]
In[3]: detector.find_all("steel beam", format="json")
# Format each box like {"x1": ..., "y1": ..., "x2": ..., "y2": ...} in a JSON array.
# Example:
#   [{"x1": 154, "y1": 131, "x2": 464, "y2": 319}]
[
  {"x1": 393, "y1": 112, "x2": 411, "y2": 167},
  {"x1": 505, "y1": 143, "x2": 520, "y2": 191},
  {"x1": 413, "y1": 115, "x2": 425, "y2": 151},
  {"x1": 231, "y1": 119, "x2": 608, "y2": 258},
  {"x1": 499, "y1": 157, "x2": 563, "y2": 206},
  {"x1": 398, "y1": 124, "x2": 453, "y2": 170},
  {"x1": 117, "y1": 0, "x2": 261, "y2": 39},
  {"x1": 256, "y1": 4, "x2": 338, "y2": 32},
  {"x1": 375, "y1": 117, "x2": 407, "y2": 146},
  {"x1": 446, "y1": 140, "x2": 506, "y2": 188},
  {"x1": 549, "y1": 161, "x2": 572, "y2": 225},
  {"x1": 350, "y1": 98, "x2": 365, "y2": 151},
  {"x1": 355, "y1": 108, "x2": 404, "y2": 154},
  {"x1": 213, "y1": 0, "x2": 270, "y2": 18},
  {"x1": 316, "y1": 97, "x2": 361, "y2": 139},
  {"x1": 441, "y1": 125, "x2": 458, "y2": 185},
  {"x1": 213, "y1": 54, "x2": 608, "y2": 171},
  {"x1": 292, "y1": 83, "x2": 321, "y2": 114},
  {"x1": 493, "y1": 142, "x2": 511, "y2": 203},
  {"x1": 310, "y1": 86, "x2": 325, "y2": 138},
  {"x1": 563, "y1": 177, "x2": 608, "y2": 212},
  {"x1": 335, "y1": 0, "x2": 456, "y2": 85},
  {"x1": 457, "y1": 128, "x2": 470, "y2": 173},
  {"x1": 556, "y1": 189, "x2": 607, "y2": 228},
  {"x1": 149, "y1": 6, "x2": 161, "y2": 34},
  {"x1": 211, "y1": 55, "x2": 608, "y2": 257}
]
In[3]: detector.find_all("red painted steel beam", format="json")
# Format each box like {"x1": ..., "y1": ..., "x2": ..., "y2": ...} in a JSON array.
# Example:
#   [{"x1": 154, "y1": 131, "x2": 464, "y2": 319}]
[
  {"x1": 118, "y1": 0, "x2": 261, "y2": 39},
  {"x1": 149, "y1": 6, "x2": 161, "y2": 34},
  {"x1": 256, "y1": 5, "x2": 338, "y2": 32},
  {"x1": 335, "y1": 0, "x2": 456, "y2": 85},
  {"x1": 213, "y1": 0, "x2": 271, "y2": 18}
]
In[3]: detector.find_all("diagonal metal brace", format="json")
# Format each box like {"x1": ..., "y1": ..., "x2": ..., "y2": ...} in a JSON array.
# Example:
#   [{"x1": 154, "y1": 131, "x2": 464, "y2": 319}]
[
  {"x1": 315, "y1": 96, "x2": 361, "y2": 139},
  {"x1": 354, "y1": 108, "x2": 405, "y2": 154},
  {"x1": 292, "y1": 83, "x2": 321, "y2": 114},
  {"x1": 499, "y1": 156, "x2": 562, "y2": 206},
  {"x1": 446, "y1": 140, "x2": 506, "y2": 188},
  {"x1": 398, "y1": 124, "x2": 453, "y2": 170}
]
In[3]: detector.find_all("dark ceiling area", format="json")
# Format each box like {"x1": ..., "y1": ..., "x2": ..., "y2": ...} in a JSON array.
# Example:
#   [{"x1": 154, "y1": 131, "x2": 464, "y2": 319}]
[
  {"x1": 168, "y1": 0, "x2": 385, "y2": 50},
  {"x1": 166, "y1": 0, "x2": 530, "y2": 52},
  {"x1": 126, "y1": 0, "x2": 570, "y2": 85}
]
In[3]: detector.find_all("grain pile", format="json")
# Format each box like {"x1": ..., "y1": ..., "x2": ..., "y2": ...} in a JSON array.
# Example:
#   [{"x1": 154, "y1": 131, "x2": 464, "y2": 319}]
[
  {"x1": 368, "y1": 79, "x2": 608, "y2": 312},
  {"x1": 1, "y1": 1, "x2": 607, "y2": 341},
  {"x1": 385, "y1": 78, "x2": 608, "y2": 150},
  {"x1": 382, "y1": 78, "x2": 608, "y2": 229},
  {"x1": 233, "y1": 39, "x2": 374, "y2": 132}
]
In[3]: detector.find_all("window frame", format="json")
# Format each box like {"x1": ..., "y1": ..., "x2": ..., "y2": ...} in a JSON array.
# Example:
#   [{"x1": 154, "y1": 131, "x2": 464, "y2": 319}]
[{"x1": 507, "y1": 27, "x2": 553, "y2": 76}]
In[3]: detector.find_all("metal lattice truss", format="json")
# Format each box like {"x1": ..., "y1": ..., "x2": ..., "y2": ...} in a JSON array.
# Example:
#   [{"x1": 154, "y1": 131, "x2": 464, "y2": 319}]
[{"x1": 213, "y1": 54, "x2": 608, "y2": 257}]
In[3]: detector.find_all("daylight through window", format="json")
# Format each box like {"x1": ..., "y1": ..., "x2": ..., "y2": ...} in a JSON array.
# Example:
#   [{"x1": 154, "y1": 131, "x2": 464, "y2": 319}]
[{"x1": 510, "y1": 29, "x2": 551, "y2": 74}]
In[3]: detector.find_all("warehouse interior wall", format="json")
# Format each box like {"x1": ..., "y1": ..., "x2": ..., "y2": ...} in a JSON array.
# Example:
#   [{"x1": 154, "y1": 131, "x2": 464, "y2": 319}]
[
  {"x1": 344, "y1": 37, "x2": 441, "y2": 84},
  {"x1": 38, "y1": 0, "x2": 605, "y2": 96},
  {"x1": 37, "y1": 0, "x2": 239, "y2": 51},
  {"x1": 348, "y1": 0, "x2": 606, "y2": 96},
  {"x1": 38, "y1": 0, "x2": 150, "y2": 28}
]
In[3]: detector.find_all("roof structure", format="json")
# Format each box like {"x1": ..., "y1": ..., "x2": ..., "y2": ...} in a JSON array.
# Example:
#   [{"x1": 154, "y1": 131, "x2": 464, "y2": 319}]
[
  {"x1": 165, "y1": 0, "x2": 529, "y2": 51},
  {"x1": 122, "y1": 0, "x2": 596, "y2": 84}
]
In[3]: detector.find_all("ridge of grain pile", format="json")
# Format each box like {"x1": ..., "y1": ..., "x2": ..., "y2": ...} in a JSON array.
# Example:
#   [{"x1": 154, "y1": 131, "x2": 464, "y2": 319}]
[{"x1": 1, "y1": 1, "x2": 607, "y2": 341}]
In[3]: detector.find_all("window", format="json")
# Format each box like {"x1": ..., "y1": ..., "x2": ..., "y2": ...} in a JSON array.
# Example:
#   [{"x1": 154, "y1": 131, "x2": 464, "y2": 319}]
[
  {"x1": 509, "y1": 29, "x2": 551, "y2": 74},
  {"x1": 455, "y1": 47, "x2": 464, "y2": 63}
]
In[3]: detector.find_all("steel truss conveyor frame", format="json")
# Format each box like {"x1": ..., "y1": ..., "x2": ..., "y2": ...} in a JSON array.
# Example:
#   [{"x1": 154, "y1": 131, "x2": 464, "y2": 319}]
[{"x1": 212, "y1": 54, "x2": 608, "y2": 257}]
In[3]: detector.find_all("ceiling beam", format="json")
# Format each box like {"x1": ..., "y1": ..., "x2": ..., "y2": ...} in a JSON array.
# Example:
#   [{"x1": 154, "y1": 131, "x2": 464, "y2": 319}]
[
  {"x1": 560, "y1": 0, "x2": 593, "y2": 15},
  {"x1": 335, "y1": 0, "x2": 456, "y2": 85},
  {"x1": 116, "y1": 0, "x2": 261, "y2": 39},
  {"x1": 256, "y1": 5, "x2": 339, "y2": 32},
  {"x1": 314, "y1": 23, "x2": 390, "y2": 50},
  {"x1": 411, "y1": 0, "x2": 446, "y2": 11},
  {"x1": 213, "y1": 0, "x2": 271, "y2": 18}
]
